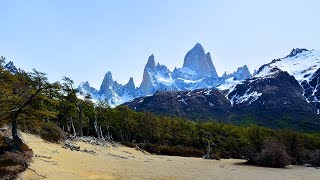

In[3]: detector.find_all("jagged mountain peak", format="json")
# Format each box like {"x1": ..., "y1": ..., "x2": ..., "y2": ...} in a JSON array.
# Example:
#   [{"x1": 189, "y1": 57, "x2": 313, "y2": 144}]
[
  {"x1": 183, "y1": 43, "x2": 213, "y2": 78},
  {"x1": 237, "y1": 65, "x2": 252, "y2": 78},
  {"x1": 255, "y1": 48, "x2": 319, "y2": 81},
  {"x1": 145, "y1": 54, "x2": 156, "y2": 72},
  {"x1": 205, "y1": 52, "x2": 219, "y2": 78},
  {"x1": 286, "y1": 48, "x2": 309, "y2": 58},
  {"x1": 100, "y1": 71, "x2": 114, "y2": 87},
  {"x1": 194, "y1": 43, "x2": 204, "y2": 49},
  {"x1": 78, "y1": 80, "x2": 99, "y2": 99},
  {"x1": 236, "y1": 65, "x2": 251, "y2": 74},
  {"x1": 242, "y1": 64, "x2": 249, "y2": 68},
  {"x1": 140, "y1": 55, "x2": 157, "y2": 95},
  {"x1": 104, "y1": 71, "x2": 113, "y2": 79},
  {"x1": 128, "y1": 77, "x2": 134, "y2": 83},
  {"x1": 125, "y1": 77, "x2": 135, "y2": 89},
  {"x1": 99, "y1": 71, "x2": 115, "y2": 96},
  {"x1": 82, "y1": 81, "x2": 90, "y2": 87},
  {"x1": 223, "y1": 71, "x2": 227, "y2": 76},
  {"x1": 222, "y1": 65, "x2": 252, "y2": 80}
]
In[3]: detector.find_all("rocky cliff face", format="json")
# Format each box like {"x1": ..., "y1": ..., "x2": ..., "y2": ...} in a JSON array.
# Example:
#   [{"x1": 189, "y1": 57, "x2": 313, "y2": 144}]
[
  {"x1": 206, "y1": 52, "x2": 219, "y2": 78},
  {"x1": 140, "y1": 54, "x2": 157, "y2": 95},
  {"x1": 182, "y1": 43, "x2": 215, "y2": 78}
]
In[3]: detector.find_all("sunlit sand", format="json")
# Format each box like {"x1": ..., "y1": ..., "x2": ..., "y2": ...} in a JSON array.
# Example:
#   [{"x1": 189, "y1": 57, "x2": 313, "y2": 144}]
[{"x1": 19, "y1": 133, "x2": 320, "y2": 180}]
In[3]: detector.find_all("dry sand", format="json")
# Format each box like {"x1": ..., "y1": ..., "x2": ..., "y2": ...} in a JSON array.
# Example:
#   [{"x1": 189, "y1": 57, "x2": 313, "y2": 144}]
[{"x1": 20, "y1": 133, "x2": 320, "y2": 180}]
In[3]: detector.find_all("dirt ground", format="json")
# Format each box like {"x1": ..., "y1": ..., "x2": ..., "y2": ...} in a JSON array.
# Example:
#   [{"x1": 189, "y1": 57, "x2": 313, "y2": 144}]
[{"x1": 20, "y1": 133, "x2": 320, "y2": 180}]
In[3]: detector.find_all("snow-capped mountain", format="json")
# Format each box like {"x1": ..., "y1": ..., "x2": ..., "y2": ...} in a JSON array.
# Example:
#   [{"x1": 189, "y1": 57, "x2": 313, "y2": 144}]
[
  {"x1": 124, "y1": 48, "x2": 320, "y2": 131},
  {"x1": 78, "y1": 81, "x2": 100, "y2": 99},
  {"x1": 139, "y1": 44, "x2": 232, "y2": 95},
  {"x1": 78, "y1": 43, "x2": 252, "y2": 106},
  {"x1": 213, "y1": 48, "x2": 320, "y2": 117},
  {"x1": 253, "y1": 48, "x2": 320, "y2": 112},
  {"x1": 78, "y1": 71, "x2": 141, "y2": 106}
]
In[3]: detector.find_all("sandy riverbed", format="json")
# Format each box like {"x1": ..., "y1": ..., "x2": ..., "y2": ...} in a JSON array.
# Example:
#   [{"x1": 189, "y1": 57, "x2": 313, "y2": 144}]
[{"x1": 20, "y1": 133, "x2": 320, "y2": 180}]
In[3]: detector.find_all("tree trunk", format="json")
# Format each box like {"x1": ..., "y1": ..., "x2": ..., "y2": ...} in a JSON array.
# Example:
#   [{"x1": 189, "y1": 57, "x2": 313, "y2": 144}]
[
  {"x1": 99, "y1": 126, "x2": 104, "y2": 140},
  {"x1": 71, "y1": 118, "x2": 76, "y2": 137},
  {"x1": 94, "y1": 121, "x2": 100, "y2": 138},
  {"x1": 206, "y1": 140, "x2": 211, "y2": 159},
  {"x1": 106, "y1": 126, "x2": 111, "y2": 140},
  {"x1": 77, "y1": 103, "x2": 83, "y2": 137},
  {"x1": 67, "y1": 118, "x2": 71, "y2": 136},
  {"x1": 11, "y1": 111, "x2": 22, "y2": 150},
  {"x1": 120, "y1": 129, "x2": 124, "y2": 142},
  {"x1": 86, "y1": 118, "x2": 90, "y2": 136}
]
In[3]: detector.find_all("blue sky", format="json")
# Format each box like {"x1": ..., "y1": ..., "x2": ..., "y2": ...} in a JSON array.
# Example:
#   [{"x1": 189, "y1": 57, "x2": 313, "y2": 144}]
[{"x1": 1, "y1": 0, "x2": 320, "y2": 89}]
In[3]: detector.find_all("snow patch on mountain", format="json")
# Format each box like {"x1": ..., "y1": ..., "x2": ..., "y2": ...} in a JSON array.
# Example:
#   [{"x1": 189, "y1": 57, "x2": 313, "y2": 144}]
[
  {"x1": 255, "y1": 49, "x2": 320, "y2": 82},
  {"x1": 230, "y1": 90, "x2": 262, "y2": 106},
  {"x1": 217, "y1": 77, "x2": 242, "y2": 91}
]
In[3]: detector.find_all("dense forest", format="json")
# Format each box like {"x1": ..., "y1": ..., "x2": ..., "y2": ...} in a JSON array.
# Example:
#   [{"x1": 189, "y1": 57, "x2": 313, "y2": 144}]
[{"x1": 1, "y1": 57, "x2": 320, "y2": 178}]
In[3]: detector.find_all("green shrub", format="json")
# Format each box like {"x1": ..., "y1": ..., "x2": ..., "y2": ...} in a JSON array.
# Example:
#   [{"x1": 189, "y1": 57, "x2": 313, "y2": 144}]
[
  {"x1": 40, "y1": 122, "x2": 66, "y2": 143},
  {"x1": 308, "y1": 150, "x2": 320, "y2": 167},
  {"x1": 121, "y1": 142, "x2": 136, "y2": 148},
  {"x1": 249, "y1": 140, "x2": 292, "y2": 168},
  {"x1": 142, "y1": 144, "x2": 204, "y2": 157},
  {"x1": 141, "y1": 143, "x2": 159, "y2": 154}
]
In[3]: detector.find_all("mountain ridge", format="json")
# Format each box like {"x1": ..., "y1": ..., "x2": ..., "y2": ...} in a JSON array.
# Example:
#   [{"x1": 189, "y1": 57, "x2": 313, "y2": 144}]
[
  {"x1": 78, "y1": 43, "x2": 252, "y2": 106},
  {"x1": 123, "y1": 48, "x2": 320, "y2": 131}
]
